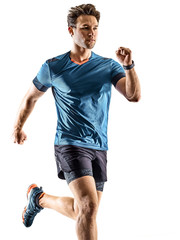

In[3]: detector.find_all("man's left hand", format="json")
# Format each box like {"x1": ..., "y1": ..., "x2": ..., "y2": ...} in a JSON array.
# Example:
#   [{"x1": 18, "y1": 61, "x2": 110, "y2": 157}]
[{"x1": 116, "y1": 47, "x2": 132, "y2": 66}]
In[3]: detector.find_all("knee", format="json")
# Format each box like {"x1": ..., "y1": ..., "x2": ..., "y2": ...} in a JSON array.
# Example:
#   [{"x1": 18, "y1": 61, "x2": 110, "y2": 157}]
[{"x1": 79, "y1": 197, "x2": 98, "y2": 219}]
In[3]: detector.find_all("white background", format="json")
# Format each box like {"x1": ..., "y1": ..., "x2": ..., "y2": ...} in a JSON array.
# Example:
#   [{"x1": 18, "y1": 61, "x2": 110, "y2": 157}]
[{"x1": 1, "y1": 0, "x2": 180, "y2": 239}]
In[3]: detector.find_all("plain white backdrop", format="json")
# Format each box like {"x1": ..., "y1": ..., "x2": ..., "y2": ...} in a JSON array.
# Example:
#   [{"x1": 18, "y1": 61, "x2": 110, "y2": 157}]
[{"x1": 1, "y1": 0, "x2": 180, "y2": 239}]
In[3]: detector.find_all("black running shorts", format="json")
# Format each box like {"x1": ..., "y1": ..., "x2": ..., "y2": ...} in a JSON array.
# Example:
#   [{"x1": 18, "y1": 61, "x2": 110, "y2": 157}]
[{"x1": 54, "y1": 145, "x2": 107, "y2": 183}]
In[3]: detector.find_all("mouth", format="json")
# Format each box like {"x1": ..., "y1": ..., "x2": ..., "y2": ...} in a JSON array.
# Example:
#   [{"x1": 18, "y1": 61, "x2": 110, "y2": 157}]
[
  {"x1": 87, "y1": 39, "x2": 95, "y2": 43},
  {"x1": 85, "y1": 39, "x2": 96, "y2": 49}
]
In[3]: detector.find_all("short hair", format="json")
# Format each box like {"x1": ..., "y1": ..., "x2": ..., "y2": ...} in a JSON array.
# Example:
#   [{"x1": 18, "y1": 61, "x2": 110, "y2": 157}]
[{"x1": 67, "y1": 4, "x2": 100, "y2": 27}]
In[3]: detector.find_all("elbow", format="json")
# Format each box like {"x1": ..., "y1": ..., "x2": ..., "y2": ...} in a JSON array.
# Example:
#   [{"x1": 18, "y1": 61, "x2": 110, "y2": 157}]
[
  {"x1": 128, "y1": 88, "x2": 141, "y2": 102},
  {"x1": 127, "y1": 94, "x2": 141, "y2": 102}
]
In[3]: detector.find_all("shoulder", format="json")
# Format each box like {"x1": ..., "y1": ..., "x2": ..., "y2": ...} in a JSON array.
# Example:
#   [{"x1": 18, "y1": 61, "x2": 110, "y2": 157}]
[
  {"x1": 92, "y1": 52, "x2": 111, "y2": 62},
  {"x1": 92, "y1": 52, "x2": 120, "y2": 66},
  {"x1": 47, "y1": 51, "x2": 70, "y2": 64}
]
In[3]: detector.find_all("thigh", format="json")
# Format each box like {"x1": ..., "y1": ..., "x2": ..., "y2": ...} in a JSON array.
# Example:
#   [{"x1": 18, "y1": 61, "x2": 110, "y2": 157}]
[{"x1": 69, "y1": 175, "x2": 99, "y2": 210}]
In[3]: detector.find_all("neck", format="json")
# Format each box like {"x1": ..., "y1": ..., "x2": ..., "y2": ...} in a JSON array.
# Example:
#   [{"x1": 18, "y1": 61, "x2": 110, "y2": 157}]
[{"x1": 70, "y1": 44, "x2": 91, "y2": 62}]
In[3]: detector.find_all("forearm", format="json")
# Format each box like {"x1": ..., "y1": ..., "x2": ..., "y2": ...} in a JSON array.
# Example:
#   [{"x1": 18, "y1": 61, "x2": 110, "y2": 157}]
[
  {"x1": 125, "y1": 67, "x2": 141, "y2": 102},
  {"x1": 14, "y1": 95, "x2": 37, "y2": 131},
  {"x1": 13, "y1": 83, "x2": 44, "y2": 144}
]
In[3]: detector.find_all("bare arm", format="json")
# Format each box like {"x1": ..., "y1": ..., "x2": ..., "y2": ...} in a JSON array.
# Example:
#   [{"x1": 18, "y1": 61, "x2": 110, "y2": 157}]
[
  {"x1": 115, "y1": 47, "x2": 141, "y2": 102},
  {"x1": 13, "y1": 83, "x2": 45, "y2": 144}
]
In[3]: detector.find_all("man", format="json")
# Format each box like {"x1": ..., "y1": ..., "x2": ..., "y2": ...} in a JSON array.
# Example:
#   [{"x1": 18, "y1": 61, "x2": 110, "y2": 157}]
[{"x1": 13, "y1": 4, "x2": 141, "y2": 240}]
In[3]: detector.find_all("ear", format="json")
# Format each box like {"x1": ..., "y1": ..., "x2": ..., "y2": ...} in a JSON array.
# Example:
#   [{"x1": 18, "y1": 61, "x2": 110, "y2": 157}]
[{"x1": 68, "y1": 26, "x2": 74, "y2": 37}]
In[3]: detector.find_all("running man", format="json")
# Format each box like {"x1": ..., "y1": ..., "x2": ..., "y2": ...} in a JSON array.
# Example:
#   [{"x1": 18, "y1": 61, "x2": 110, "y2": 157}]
[{"x1": 13, "y1": 4, "x2": 141, "y2": 240}]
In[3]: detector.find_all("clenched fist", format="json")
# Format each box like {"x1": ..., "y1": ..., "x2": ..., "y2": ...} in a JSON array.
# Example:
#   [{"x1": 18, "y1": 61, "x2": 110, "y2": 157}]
[
  {"x1": 116, "y1": 47, "x2": 132, "y2": 66},
  {"x1": 13, "y1": 129, "x2": 27, "y2": 145}
]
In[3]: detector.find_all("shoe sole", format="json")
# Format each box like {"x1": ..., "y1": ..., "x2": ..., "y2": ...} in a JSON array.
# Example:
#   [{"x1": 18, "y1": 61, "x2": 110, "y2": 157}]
[
  {"x1": 22, "y1": 184, "x2": 38, "y2": 224},
  {"x1": 27, "y1": 184, "x2": 38, "y2": 198}
]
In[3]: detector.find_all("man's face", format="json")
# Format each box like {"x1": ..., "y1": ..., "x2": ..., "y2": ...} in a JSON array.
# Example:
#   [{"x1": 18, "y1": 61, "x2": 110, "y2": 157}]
[{"x1": 70, "y1": 15, "x2": 99, "y2": 49}]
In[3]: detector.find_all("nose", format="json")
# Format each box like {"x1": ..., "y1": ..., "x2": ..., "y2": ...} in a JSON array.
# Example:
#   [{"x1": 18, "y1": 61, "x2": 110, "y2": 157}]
[{"x1": 88, "y1": 28, "x2": 95, "y2": 36}]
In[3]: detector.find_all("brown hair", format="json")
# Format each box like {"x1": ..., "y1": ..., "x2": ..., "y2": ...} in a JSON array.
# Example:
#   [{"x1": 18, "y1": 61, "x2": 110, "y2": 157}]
[{"x1": 67, "y1": 4, "x2": 100, "y2": 27}]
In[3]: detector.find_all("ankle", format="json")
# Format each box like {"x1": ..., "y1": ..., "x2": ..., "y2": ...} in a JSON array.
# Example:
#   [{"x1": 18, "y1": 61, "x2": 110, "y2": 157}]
[{"x1": 37, "y1": 192, "x2": 46, "y2": 208}]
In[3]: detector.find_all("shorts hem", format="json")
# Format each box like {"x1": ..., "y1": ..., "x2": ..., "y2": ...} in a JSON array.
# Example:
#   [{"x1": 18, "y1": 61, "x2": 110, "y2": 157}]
[{"x1": 64, "y1": 169, "x2": 93, "y2": 184}]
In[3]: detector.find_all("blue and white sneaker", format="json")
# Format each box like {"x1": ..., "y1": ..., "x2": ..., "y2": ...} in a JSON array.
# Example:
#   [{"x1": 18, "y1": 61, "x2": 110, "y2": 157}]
[{"x1": 22, "y1": 184, "x2": 44, "y2": 227}]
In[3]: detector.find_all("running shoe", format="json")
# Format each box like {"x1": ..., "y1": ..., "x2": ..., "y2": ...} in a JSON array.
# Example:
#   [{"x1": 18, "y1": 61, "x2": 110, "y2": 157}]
[{"x1": 22, "y1": 184, "x2": 44, "y2": 227}]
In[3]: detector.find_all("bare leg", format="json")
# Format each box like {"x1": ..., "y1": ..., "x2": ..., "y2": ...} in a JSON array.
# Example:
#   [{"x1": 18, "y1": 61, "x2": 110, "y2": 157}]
[
  {"x1": 69, "y1": 176, "x2": 99, "y2": 240},
  {"x1": 39, "y1": 192, "x2": 102, "y2": 221},
  {"x1": 39, "y1": 194, "x2": 78, "y2": 220}
]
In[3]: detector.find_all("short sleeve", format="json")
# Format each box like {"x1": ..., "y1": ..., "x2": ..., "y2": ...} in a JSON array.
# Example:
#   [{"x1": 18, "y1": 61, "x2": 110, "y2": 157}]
[
  {"x1": 111, "y1": 59, "x2": 126, "y2": 87},
  {"x1": 33, "y1": 61, "x2": 52, "y2": 92}
]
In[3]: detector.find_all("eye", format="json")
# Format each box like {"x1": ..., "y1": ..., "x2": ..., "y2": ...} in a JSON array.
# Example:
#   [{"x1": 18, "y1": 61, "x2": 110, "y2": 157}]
[
  {"x1": 81, "y1": 26, "x2": 98, "y2": 31},
  {"x1": 81, "y1": 26, "x2": 89, "y2": 30}
]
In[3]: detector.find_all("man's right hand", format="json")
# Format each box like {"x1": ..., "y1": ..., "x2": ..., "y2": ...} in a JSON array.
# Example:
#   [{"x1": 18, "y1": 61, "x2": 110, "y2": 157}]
[{"x1": 13, "y1": 130, "x2": 27, "y2": 145}]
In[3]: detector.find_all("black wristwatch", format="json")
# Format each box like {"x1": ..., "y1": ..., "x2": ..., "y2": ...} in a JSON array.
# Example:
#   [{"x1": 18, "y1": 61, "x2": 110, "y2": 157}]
[{"x1": 123, "y1": 60, "x2": 135, "y2": 70}]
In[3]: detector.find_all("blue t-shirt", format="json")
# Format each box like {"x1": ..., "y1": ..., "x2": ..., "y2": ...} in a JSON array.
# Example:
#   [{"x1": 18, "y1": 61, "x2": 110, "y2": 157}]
[{"x1": 33, "y1": 51, "x2": 125, "y2": 150}]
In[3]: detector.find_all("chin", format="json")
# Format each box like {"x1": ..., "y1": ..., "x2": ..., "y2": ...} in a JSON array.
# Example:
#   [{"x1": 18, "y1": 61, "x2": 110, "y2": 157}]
[
  {"x1": 87, "y1": 46, "x2": 95, "y2": 49},
  {"x1": 86, "y1": 44, "x2": 96, "y2": 49}
]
